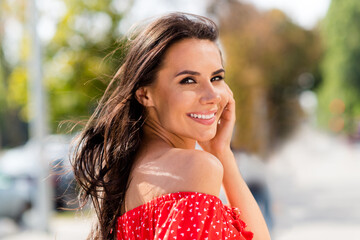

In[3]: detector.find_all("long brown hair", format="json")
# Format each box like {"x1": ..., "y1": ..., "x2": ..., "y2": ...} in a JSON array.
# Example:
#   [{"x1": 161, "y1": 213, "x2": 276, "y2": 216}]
[{"x1": 72, "y1": 12, "x2": 219, "y2": 239}]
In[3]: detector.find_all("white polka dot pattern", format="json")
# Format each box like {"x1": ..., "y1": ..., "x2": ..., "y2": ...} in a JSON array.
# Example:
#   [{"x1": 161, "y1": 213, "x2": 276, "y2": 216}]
[{"x1": 117, "y1": 192, "x2": 253, "y2": 240}]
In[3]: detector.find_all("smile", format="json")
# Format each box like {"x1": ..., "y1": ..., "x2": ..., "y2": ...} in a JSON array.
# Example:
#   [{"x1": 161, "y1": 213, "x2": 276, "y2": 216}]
[
  {"x1": 189, "y1": 113, "x2": 215, "y2": 119},
  {"x1": 187, "y1": 111, "x2": 217, "y2": 125}
]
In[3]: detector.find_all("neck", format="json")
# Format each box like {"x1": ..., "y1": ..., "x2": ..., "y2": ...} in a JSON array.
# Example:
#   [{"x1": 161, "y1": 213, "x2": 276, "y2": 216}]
[{"x1": 142, "y1": 118, "x2": 196, "y2": 150}]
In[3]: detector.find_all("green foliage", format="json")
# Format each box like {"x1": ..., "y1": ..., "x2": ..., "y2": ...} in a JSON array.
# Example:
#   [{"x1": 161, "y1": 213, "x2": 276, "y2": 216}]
[
  {"x1": 7, "y1": 66, "x2": 28, "y2": 112},
  {"x1": 0, "y1": 58, "x2": 6, "y2": 114},
  {"x1": 44, "y1": 0, "x2": 129, "y2": 132},
  {"x1": 3, "y1": 0, "x2": 131, "y2": 133},
  {"x1": 318, "y1": 0, "x2": 360, "y2": 133}
]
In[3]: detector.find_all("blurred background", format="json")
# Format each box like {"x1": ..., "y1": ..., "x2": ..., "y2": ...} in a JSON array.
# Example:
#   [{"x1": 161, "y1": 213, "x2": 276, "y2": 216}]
[{"x1": 0, "y1": 0, "x2": 360, "y2": 239}]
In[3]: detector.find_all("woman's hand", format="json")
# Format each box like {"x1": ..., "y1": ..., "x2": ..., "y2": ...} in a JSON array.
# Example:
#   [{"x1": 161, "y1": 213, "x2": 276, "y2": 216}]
[{"x1": 198, "y1": 84, "x2": 236, "y2": 158}]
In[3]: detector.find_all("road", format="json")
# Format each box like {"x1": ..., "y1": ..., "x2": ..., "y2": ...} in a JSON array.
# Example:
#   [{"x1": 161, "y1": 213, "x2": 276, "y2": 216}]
[
  {"x1": 0, "y1": 213, "x2": 91, "y2": 240},
  {"x1": 267, "y1": 124, "x2": 360, "y2": 239}
]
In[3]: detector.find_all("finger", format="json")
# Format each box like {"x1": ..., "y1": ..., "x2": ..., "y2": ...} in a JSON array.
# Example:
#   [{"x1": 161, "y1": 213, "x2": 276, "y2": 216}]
[
  {"x1": 224, "y1": 93, "x2": 235, "y2": 111},
  {"x1": 221, "y1": 87, "x2": 236, "y2": 121},
  {"x1": 225, "y1": 83, "x2": 234, "y2": 97}
]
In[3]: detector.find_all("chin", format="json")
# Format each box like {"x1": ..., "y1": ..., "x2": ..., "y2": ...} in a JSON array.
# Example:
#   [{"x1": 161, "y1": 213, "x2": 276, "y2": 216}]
[{"x1": 195, "y1": 130, "x2": 217, "y2": 142}]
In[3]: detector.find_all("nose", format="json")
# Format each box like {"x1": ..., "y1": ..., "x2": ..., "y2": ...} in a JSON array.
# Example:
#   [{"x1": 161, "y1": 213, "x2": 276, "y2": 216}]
[{"x1": 199, "y1": 83, "x2": 221, "y2": 105}]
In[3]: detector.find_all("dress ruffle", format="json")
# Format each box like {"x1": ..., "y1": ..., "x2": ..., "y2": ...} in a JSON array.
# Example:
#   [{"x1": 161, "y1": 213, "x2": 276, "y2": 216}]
[
  {"x1": 225, "y1": 206, "x2": 254, "y2": 239},
  {"x1": 117, "y1": 192, "x2": 253, "y2": 240}
]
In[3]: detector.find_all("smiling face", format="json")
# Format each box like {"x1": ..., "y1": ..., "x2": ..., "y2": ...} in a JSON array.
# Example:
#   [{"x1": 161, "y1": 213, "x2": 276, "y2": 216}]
[{"x1": 141, "y1": 38, "x2": 229, "y2": 145}]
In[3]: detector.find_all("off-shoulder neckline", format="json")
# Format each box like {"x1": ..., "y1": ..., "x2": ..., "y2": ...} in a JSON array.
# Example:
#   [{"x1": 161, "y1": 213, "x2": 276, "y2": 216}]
[{"x1": 119, "y1": 191, "x2": 223, "y2": 218}]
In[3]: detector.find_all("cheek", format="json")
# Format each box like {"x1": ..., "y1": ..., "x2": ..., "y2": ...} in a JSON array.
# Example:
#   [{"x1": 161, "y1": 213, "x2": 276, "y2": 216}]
[
  {"x1": 166, "y1": 89, "x2": 197, "y2": 105},
  {"x1": 157, "y1": 91, "x2": 195, "y2": 120}
]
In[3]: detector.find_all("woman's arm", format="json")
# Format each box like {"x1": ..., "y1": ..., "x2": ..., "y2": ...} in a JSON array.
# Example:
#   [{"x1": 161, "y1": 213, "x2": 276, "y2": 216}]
[{"x1": 218, "y1": 150, "x2": 271, "y2": 240}]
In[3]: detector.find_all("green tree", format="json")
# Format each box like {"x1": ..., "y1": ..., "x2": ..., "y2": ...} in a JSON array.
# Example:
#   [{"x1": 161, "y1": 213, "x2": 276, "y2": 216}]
[
  {"x1": 318, "y1": 0, "x2": 360, "y2": 134},
  {"x1": 4, "y1": 0, "x2": 132, "y2": 134}
]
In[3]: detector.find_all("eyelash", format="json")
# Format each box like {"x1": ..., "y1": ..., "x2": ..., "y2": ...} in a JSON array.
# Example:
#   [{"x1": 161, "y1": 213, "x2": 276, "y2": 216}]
[
  {"x1": 179, "y1": 76, "x2": 224, "y2": 84},
  {"x1": 211, "y1": 76, "x2": 224, "y2": 82}
]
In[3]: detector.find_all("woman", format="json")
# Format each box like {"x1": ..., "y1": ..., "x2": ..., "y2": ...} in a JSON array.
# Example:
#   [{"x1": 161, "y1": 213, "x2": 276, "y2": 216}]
[{"x1": 72, "y1": 12, "x2": 271, "y2": 240}]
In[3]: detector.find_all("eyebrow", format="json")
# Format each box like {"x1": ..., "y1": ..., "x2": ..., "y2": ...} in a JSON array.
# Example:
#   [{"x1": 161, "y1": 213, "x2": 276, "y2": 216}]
[{"x1": 175, "y1": 68, "x2": 225, "y2": 77}]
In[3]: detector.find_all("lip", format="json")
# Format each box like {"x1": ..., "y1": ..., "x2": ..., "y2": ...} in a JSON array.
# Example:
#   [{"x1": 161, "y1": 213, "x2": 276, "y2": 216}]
[{"x1": 186, "y1": 110, "x2": 217, "y2": 126}]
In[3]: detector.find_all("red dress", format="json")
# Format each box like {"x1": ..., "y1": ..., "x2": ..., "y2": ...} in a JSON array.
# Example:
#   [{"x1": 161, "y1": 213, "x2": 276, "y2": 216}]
[{"x1": 117, "y1": 192, "x2": 254, "y2": 240}]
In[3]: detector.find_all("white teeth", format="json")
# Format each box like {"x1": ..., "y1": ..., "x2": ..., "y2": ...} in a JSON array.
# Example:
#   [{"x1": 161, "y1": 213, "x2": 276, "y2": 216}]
[{"x1": 190, "y1": 113, "x2": 215, "y2": 119}]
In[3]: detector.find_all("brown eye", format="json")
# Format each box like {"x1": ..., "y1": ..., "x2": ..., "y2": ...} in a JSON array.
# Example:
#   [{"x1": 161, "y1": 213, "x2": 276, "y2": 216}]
[
  {"x1": 211, "y1": 76, "x2": 224, "y2": 82},
  {"x1": 180, "y1": 77, "x2": 196, "y2": 84}
]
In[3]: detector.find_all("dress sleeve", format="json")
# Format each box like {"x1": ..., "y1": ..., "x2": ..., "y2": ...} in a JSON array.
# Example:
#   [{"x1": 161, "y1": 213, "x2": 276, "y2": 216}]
[{"x1": 152, "y1": 193, "x2": 253, "y2": 240}]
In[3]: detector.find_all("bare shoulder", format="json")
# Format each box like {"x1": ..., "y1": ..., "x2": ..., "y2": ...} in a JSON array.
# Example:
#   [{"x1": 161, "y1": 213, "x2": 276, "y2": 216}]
[
  {"x1": 161, "y1": 148, "x2": 224, "y2": 196},
  {"x1": 125, "y1": 148, "x2": 223, "y2": 211}
]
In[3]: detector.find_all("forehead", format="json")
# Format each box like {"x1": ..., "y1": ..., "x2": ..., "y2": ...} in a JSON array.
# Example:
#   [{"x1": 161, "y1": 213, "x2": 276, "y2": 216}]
[{"x1": 160, "y1": 38, "x2": 222, "y2": 71}]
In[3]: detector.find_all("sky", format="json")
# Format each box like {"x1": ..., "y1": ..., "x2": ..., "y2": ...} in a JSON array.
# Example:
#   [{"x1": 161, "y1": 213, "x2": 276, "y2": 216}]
[
  {"x1": 122, "y1": 0, "x2": 331, "y2": 31},
  {"x1": 243, "y1": 0, "x2": 331, "y2": 29}
]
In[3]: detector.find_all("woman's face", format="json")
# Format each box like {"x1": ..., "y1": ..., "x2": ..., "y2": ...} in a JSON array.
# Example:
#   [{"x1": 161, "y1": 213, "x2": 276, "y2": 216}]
[{"x1": 146, "y1": 38, "x2": 229, "y2": 142}]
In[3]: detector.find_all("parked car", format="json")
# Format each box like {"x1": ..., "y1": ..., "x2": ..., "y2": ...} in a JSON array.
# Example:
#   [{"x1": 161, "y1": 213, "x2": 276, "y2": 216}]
[
  {"x1": 0, "y1": 171, "x2": 33, "y2": 224},
  {"x1": 0, "y1": 135, "x2": 78, "y2": 213}
]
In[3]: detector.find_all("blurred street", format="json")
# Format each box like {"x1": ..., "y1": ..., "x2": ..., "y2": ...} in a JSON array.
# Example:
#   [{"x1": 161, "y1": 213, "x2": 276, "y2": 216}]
[
  {"x1": 1, "y1": 123, "x2": 359, "y2": 239},
  {"x1": 0, "y1": 212, "x2": 92, "y2": 240},
  {"x1": 268, "y1": 123, "x2": 360, "y2": 239}
]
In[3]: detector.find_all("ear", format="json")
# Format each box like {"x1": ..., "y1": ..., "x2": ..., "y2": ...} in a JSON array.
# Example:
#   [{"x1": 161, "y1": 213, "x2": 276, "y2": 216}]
[{"x1": 135, "y1": 87, "x2": 154, "y2": 107}]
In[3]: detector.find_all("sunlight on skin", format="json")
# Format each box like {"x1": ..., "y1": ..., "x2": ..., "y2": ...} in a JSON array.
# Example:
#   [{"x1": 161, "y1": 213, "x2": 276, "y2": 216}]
[{"x1": 137, "y1": 163, "x2": 183, "y2": 181}]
